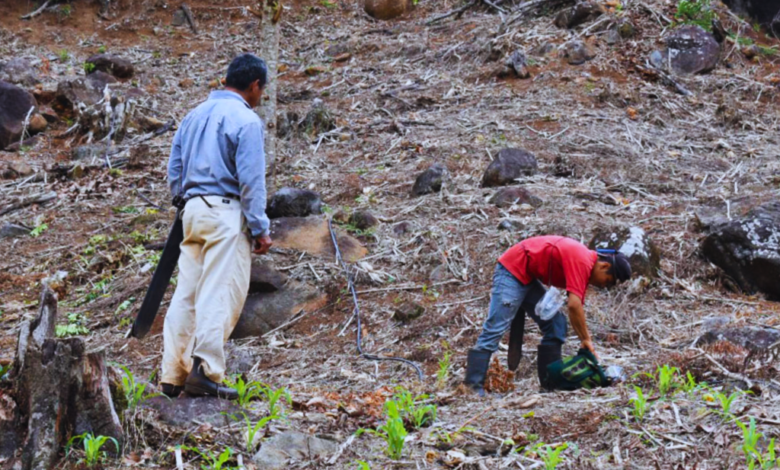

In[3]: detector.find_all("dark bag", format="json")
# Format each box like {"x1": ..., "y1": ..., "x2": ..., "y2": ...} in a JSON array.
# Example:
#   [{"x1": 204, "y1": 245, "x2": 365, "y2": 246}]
[{"x1": 546, "y1": 349, "x2": 610, "y2": 391}]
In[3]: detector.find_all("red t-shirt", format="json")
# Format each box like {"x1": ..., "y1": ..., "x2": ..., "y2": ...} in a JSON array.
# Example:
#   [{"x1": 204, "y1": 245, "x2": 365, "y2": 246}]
[{"x1": 498, "y1": 235, "x2": 597, "y2": 302}]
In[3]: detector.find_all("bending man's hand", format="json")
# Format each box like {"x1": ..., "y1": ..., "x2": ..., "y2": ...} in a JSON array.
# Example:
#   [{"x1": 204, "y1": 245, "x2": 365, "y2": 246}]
[
  {"x1": 253, "y1": 235, "x2": 273, "y2": 255},
  {"x1": 567, "y1": 294, "x2": 598, "y2": 360}
]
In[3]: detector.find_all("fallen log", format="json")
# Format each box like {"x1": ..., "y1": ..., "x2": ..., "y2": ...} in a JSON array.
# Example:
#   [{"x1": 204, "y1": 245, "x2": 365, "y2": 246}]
[
  {"x1": 0, "y1": 287, "x2": 123, "y2": 470},
  {"x1": 0, "y1": 191, "x2": 57, "y2": 217}
]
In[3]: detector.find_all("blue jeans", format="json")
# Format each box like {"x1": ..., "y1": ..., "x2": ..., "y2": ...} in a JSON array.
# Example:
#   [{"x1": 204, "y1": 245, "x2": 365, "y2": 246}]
[{"x1": 474, "y1": 263, "x2": 568, "y2": 352}]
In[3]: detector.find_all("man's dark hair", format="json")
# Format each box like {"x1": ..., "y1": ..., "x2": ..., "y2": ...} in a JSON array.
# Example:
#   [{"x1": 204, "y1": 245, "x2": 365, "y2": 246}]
[{"x1": 225, "y1": 53, "x2": 267, "y2": 91}]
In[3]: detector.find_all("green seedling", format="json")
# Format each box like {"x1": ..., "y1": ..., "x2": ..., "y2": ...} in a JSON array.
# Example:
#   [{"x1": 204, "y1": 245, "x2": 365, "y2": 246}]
[
  {"x1": 181, "y1": 446, "x2": 236, "y2": 470},
  {"x1": 355, "y1": 461, "x2": 371, "y2": 470},
  {"x1": 357, "y1": 400, "x2": 407, "y2": 459},
  {"x1": 705, "y1": 386, "x2": 749, "y2": 420},
  {"x1": 629, "y1": 385, "x2": 650, "y2": 422},
  {"x1": 392, "y1": 387, "x2": 437, "y2": 429},
  {"x1": 680, "y1": 371, "x2": 702, "y2": 394},
  {"x1": 531, "y1": 442, "x2": 569, "y2": 470},
  {"x1": 30, "y1": 223, "x2": 48, "y2": 237},
  {"x1": 675, "y1": 0, "x2": 714, "y2": 30},
  {"x1": 735, "y1": 417, "x2": 778, "y2": 469},
  {"x1": 56, "y1": 312, "x2": 90, "y2": 337},
  {"x1": 98, "y1": 45, "x2": 107, "y2": 53},
  {"x1": 260, "y1": 384, "x2": 292, "y2": 417},
  {"x1": 66, "y1": 432, "x2": 119, "y2": 467},
  {"x1": 59, "y1": 49, "x2": 70, "y2": 62},
  {"x1": 118, "y1": 364, "x2": 156, "y2": 411},
  {"x1": 83, "y1": 62, "x2": 96, "y2": 73},
  {"x1": 436, "y1": 350, "x2": 451, "y2": 389},
  {"x1": 223, "y1": 375, "x2": 264, "y2": 408},
  {"x1": 0, "y1": 363, "x2": 11, "y2": 380},
  {"x1": 229, "y1": 411, "x2": 279, "y2": 453},
  {"x1": 656, "y1": 364, "x2": 680, "y2": 397}
]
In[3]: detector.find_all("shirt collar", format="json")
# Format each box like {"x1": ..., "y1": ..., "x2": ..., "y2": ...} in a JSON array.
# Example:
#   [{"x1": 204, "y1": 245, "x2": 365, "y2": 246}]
[{"x1": 208, "y1": 90, "x2": 251, "y2": 109}]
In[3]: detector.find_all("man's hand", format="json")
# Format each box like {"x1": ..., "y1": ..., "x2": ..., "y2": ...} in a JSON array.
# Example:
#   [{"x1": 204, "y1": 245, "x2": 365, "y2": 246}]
[
  {"x1": 581, "y1": 339, "x2": 598, "y2": 359},
  {"x1": 253, "y1": 235, "x2": 273, "y2": 255}
]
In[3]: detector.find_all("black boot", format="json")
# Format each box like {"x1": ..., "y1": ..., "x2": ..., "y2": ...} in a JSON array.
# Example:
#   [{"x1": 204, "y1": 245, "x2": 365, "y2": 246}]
[
  {"x1": 184, "y1": 357, "x2": 239, "y2": 400},
  {"x1": 161, "y1": 383, "x2": 183, "y2": 398},
  {"x1": 537, "y1": 343, "x2": 562, "y2": 390},
  {"x1": 464, "y1": 349, "x2": 492, "y2": 397}
]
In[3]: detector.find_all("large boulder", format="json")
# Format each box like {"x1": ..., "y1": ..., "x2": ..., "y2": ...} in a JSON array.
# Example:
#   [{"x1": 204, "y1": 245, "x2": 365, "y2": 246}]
[
  {"x1": 0, "y1": 58, "x2": 40, "y2": 87},
  {"x1": 589, "y1": 226, "x2": 661, "y2": 278},
  {"x1": 701, "y1": 202, "x2": 780, "y2": 300},
  {"x1": 663, "y1": 25, "x2": 720, "y2": 75},
  {"x1": 85, "y1": 54, "x2": 135, "y2": 79},
  {"x1": 364, "y1": 0, "x2": 411, "y2": 20},
  {"x1": 0, "y1": 81, "x2": 37, "y2": 150},
  {"x1": 412, "y1": 163, "x2": 446, "y2": 196},
  {"x1": 563, "y1": 40, "x2": 596, "y2": 65},
  {"x1": 481, "y1": 148, "x2": 537, "y2": 187},
  {"x1": 489, "y1": 187, "x2": 542, "y2": 208},
  {"x1": 270, "y1": 216, "x2": 367, "y2": 262},
  {"x1": 554, "y1": 1, "x2": 606, "y2": 29},
  {"x1": 249, "y1": 259, "x2": 288, "y2": 293},
  {"x1": 53, "y1": 72, "x2": 117, "y2": 117},
  {"x1": 252, "y1": 431, "x2": 338, "y2": 469},
  {"x1": 232, "y1": 281, "x2": 327, "y2": 338},
  {"x1": 266, "y1": 187, "x2": 323, "y2": 218}
]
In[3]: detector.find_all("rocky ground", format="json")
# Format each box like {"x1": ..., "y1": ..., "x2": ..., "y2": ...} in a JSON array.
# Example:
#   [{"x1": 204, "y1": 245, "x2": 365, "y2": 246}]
[{"x1": 1, "y1": 0, "x2": 780, "y2": 468}]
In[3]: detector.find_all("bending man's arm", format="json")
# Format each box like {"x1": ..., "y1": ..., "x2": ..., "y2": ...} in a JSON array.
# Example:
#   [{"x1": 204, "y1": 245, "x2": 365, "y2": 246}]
[
  {"x1": 235, "y1": 120, "x2": 271, "y2": 238},
  {"x1": 567, "y1": 294, "x2": 596, "y2": 358}
]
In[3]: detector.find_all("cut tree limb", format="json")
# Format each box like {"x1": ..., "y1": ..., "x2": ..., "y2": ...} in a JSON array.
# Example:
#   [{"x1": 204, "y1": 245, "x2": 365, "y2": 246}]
[
  {"x1": 0, "y1": 192, "x2": 57, "y2": 217},
  {"x1": 20, "y1": 0, "x2": 53, "y2": 20}
]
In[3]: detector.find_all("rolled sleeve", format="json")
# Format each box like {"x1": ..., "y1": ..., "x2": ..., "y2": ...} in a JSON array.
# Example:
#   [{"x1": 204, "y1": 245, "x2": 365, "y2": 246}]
[{"x1": 235, "y1": 120, "x2": 270, "y2": 237}]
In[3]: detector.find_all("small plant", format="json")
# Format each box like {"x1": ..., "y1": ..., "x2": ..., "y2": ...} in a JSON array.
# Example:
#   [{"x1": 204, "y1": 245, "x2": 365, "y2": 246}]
[
  {"x1": 230, "y1": 411, "x2": 279, "y2": 453},
  {"x1": 260, "y1": 384, "x2": 292, "y2": 417},
  {"x1": 675, "y1": 0, "x2": 715, "y2": 31},
  {"x1": 655, "y1": 364, "x2": 680, "y2": 397},
  {"x1": 706, "y1": 387, "x2": 748, "y2": 420},
  {"x1": 30, "y1": 223, "x2": 48, "y2": 238},
  {"x1": 530, "y1": 442, "x2": 569, "y2": 470},
  {"x1": 56, "y1": 312, "x2": 90, "y2": 337},
  {"x1": 98, "y1": 45, "x2": 107, "y2": 53},
  {"x1": 735, "y1": 417, "x2": 778, "y2": 469},
  {"x1": 181, "y1": 446, "x2": 236, "y2": 470},
  {"x1": 392, "y1": 387, "x2": 437, "y2": 429},
  {"x1": 629, "y1": 385, "x2": 650, "y2": 422},
  {"x1": 223, "y1": 375, "x2": 264, "y2": 408},
  {"x1": 355, "y1": 461, "x2": 371, "y2": 470},
  {"x1": 680, "y1": 371, "x2": 702, "y2": 394},
  {"x1": 113, "y1": 205, "x2": 139, "y2": 214},
  {"x1": 321, "y1": 0, "x2": 336, "y2": 7},
  {"x1": 66, "y1": 432, "x2": 119, "y2": 467},
  {"x1": 357, "y1": 400, "x2": 407, "y2": 460},
  {"x1": 436, "y1": 350, "x2": 452, "y2": 389},
  {"x1": 118, "y1": 364, "x2": 155, "y2": 411},
  {"x1": 0, "y1": 363, "x2": 11, "y2": 380},
  {"x1": 59, "y1": 49, "x2": 70, "y2": 62},
  {"x1": 83, "y1": 62, "x2": 96, "y2": 74}
]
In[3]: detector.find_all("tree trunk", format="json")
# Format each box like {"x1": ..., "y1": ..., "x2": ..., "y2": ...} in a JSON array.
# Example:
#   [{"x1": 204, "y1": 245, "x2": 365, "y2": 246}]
[
  {"x1": 256, "y1": 0, "x2": 281, "y2": 192},
  {"x1": 1, "y1": 287, "x2": 123, "y2": 470}
]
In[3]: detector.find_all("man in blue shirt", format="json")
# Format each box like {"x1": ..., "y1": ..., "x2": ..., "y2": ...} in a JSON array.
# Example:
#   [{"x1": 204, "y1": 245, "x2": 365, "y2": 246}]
[{"x1": 161, "y1": 54, "x2": 272, "y2": 399}]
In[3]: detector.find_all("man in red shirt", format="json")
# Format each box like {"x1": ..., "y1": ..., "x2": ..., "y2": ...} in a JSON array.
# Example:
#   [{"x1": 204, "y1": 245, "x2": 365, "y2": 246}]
[{"x1": 464, "y1": 235, "x2": 631, "y2": 395}]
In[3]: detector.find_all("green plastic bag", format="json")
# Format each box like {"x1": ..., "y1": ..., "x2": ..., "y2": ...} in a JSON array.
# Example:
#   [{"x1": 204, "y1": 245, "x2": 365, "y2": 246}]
[{"x1": 546, "y1": 349, "x2": 610, "y2": 391}]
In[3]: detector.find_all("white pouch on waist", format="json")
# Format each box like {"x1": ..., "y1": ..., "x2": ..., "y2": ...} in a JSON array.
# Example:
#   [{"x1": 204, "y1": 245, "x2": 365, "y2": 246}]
[{"x1": 535, "y1": 286, "x2": 566, "y2": 321}]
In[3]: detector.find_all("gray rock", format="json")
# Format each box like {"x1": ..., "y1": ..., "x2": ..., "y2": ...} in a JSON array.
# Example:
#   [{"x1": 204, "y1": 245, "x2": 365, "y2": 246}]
[
  {"x1": 699, "y1": 325, "x2": 780, "y2": 352},
  {"x1": 393, "y1": 301, "x2": 426, "y2": 323},
  {"x1": 498, "y1": 220, "x2": 524, "y2": 231},
  {"x1": 663, "y1": 25, "x2": 720, "y2": 75},
  {"x1": 0, "y1": 58, "x2": 40, "y2": 87},
  {"x1": 589, "y1": 226, "x2": 661, "y2": 278},
  {"x1": 481, "y1": 148, "x2": 537, "y2": 187},
  {"x1": 505, "y1": 50, "x2": 530, "y2": 79},
  {"x1": 701, "y1": 201, "x2": 780, "y2": 300},
  {"x1": 252, "y1": 431, "x2": 338, "y2": 470},
  {"x1": 0, "y1": 81, "x2": 37, "y2": 150},
  {"x1": 0, "y1": 223, "x2": 30, "y2": 238},
  {"x1": 412, "y1": 163, "x2": 446, "y2": 196},
  {"x1": 429, "y1": 264, "x2": 448, "y2": 282},
  {"x1": 562, "y1": 40, "x2": 596, "y2": 65},
  {"x1": 301, "y1": 99, "x2": 334, "y2": 136},
  {"x1": 393, "y1": 221, "x2": 413, "y2": 236},
  {"x1": 267, "y1": 187, "x2": 323, "y2": 218},
  {"x1": 232, "y1": 281, "x2": 327, "y2": 338},
  {"x1": 172, "y1": 9, "x2": 187, "y2": 26},
  {"x1": 554, "y1": 1, "x2": 605, "y2": 29},
  {"x1": 489, "y1": 187, "x2": 542, "y2": 208},
  {"x1": 249, "y1": 259, "x2": 288, "y2": 293},
  {"x1": 142, "y1": 396, "x2": 246, "y2": 427},
  {"x1": 349, "y1": 210, "x2": 378, "y2": 230},
  {"x1": 85, "y1": 54, "x2": 135, "y2": 79}
]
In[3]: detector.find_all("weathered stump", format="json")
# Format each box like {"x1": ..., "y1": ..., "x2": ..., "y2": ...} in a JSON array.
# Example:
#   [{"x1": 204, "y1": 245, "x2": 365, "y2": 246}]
[{"x1": 1, "y1": 288, "x2": 123, "y2": 470}]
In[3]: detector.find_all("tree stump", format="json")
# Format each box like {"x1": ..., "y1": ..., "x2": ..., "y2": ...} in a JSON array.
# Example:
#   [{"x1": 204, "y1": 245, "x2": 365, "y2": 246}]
[{"x1": 0, "y1": 287, "x2": 123, "y2": 470}]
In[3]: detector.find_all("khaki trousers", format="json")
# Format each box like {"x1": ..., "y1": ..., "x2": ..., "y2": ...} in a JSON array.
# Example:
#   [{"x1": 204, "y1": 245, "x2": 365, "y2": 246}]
[{"x1": 161, "y1": 195, "x2": 251, "y2": 386}]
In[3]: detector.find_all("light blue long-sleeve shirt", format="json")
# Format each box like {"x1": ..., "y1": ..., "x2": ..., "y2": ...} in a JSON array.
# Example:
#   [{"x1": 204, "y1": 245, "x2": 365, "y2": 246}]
[{"x1": 168, "y1": 90, "x2": 270, "y2": 237}]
